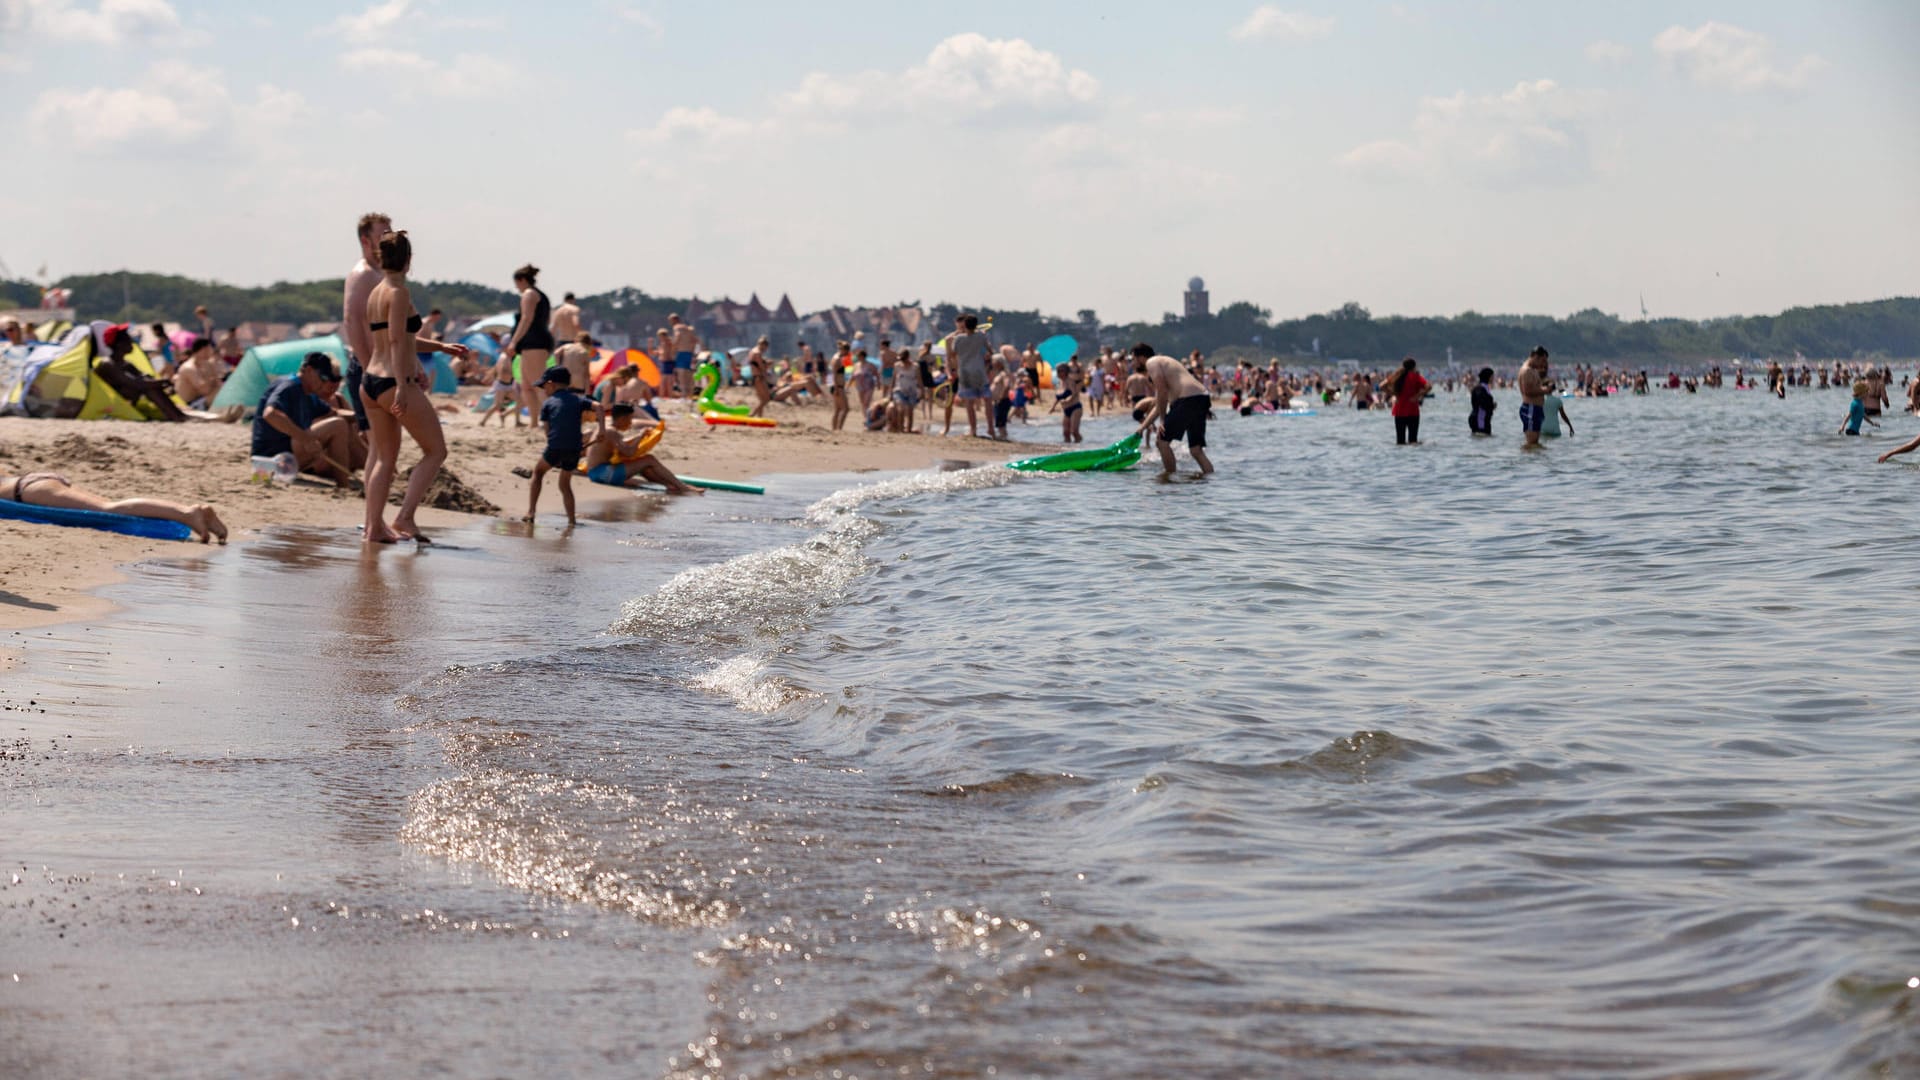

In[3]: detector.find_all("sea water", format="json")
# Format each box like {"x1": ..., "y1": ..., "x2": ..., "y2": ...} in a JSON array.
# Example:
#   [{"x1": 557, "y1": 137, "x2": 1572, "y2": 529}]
[{"x1": 5, "y1": 387, "x2": 1918, "y2": 1078}]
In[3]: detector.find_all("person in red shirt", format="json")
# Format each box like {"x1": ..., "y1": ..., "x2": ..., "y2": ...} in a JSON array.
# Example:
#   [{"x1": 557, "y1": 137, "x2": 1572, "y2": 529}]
[{"x1": 1388, "y1": 356, "x2": 1429, "y2": 445}]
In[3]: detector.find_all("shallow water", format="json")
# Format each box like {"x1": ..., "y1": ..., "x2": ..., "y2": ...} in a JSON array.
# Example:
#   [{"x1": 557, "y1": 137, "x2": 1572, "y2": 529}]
[{"x1": 5, "y1": 387, "x2": 1920, "y2": 1078}]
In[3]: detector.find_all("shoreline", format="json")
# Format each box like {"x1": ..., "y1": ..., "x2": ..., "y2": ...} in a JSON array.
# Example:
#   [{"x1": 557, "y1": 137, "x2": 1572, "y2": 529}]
[{"x1": 0, "y1": 393, "x2": 1034, "y2": 632}]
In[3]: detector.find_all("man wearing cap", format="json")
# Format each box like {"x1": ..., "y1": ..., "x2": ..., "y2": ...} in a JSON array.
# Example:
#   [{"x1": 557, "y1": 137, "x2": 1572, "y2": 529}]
[
  {"x1": 252, "y1": 353, "x2": 360, "y2": 486},
  {"x1": 96, "y1": 323, "x2": 188, "y2": 422}
]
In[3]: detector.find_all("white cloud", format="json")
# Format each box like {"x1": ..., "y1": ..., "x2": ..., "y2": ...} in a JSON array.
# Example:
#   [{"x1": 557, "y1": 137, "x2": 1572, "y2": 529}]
[
  {"x1": 1, "y1": 0, "x2": 181, "y2": 44},
  {"x1": 326, "y1": 0, "x2": 411, "y2": 44},
  {"x1": 1652, "y1": 21, "x2": 1824, "y2": 93},
  {"x1": 1231, "y1": 7, "x2": 1335, "y2": 43},
  {"x1": 337, "y1": 48, "x2": 503, "y2": 99},
  {"x1": 628, "y1": 105, "x2": 761, "y2": 151},
  {"x1": 29, "y1": 61, "x2": 304, "y2": 152},
  {"x1": 778, "y1": 33, "x2": 1098, "y2": 124},
  {"x1": 1026, "y1": 122, "x2": 1237, "y2": 218},
  {"x1": 1140, "y1": 105, "x2": 1247, "y2": 130},
  {"x1": 610, "y1": 3, "x2": 662, "y2": 41},
  {"x1": 1341, "y1": 78, "x2": 1600, "y2": 187},
  {"x1": 1585, "y1": 39, "x2": 1631, "y2": 66}
]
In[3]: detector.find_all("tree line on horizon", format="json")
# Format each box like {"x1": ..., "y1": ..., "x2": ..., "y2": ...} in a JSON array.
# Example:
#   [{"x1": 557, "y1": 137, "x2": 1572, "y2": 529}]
[{"x1": 3, "y1": 272, "x2": 1915, "y2": 366}]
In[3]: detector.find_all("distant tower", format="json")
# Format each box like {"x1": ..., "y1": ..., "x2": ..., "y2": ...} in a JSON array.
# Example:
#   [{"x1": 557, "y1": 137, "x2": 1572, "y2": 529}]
[{"x1": 1184, "y1": 276, "x2": 1210, "y2": 319}]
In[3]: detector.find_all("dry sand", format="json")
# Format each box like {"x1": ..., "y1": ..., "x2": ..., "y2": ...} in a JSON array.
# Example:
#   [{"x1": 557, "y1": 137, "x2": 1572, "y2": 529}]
[{"x1": 0, "y1": 391, "x2": 1032, "y2": 629}]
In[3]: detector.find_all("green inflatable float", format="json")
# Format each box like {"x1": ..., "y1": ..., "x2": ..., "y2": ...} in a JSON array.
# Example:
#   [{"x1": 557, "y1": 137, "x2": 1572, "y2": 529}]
[
  {"x1": 1008, "y1": 432, "x2": 1142, "y2": 473},
  {"x1": 694, "y1": 359, "x2": 753, "y2": 417}
]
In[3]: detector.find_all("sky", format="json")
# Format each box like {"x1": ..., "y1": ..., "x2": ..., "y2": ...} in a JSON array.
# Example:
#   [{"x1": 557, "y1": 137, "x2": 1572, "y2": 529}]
[{"x1": 1, "y1": 0, "x2": 1916, "y2": 323}]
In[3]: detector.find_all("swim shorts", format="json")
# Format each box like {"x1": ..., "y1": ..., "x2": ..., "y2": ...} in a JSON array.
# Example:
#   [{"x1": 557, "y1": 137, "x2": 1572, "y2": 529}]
[
  {"x1": 587, "y1": 463, "x2": 628, "y2": 486},
  {"x1": 543, "y1": 447, "x2": 582, "y2": 472},
  {"x1": 674, "y1": 351, "x2": 695, "y2": 371},
  {"x1": 956, "y1": 385, "x2": 989, "y2": 401},
  {"x1": 345, "y1": 357, "x2": 370, "y2": 432},
  {"x1": 1161, "y1": 393, "x2": 1210, "y2": 448},
  {"x1": 993, "y1": 399, "x2": 1012, "y2": 428},
  {"x1": 1520, "y1": 403, "x2": 1544, "y2": 433},
  {"x1": 893, "y1": 390, "x2": 920, "y2": 408}
]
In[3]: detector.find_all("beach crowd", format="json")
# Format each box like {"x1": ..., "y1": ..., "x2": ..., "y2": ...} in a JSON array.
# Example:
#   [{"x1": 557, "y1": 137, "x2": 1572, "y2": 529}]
[{"x1": 1, "y1": 211, "x2": 1911, "y2": 544}]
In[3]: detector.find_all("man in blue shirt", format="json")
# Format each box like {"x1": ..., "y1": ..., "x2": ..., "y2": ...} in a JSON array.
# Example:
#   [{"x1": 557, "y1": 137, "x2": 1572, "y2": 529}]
[{"x1": 251, "y1": 352, "x2": 360, "y2": 485}]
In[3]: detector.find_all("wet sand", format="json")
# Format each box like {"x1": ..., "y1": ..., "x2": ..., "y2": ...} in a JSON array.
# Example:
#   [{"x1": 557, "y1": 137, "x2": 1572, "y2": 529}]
[{"x1": 1, "y1": 469, "x2": 1013, "y2": 1078}]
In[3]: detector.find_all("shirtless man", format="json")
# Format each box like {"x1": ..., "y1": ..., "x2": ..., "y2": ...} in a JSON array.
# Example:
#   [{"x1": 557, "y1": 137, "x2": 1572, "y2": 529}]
[
  {"x1": 342, "y1": 211, "x2": 389, "y2": 435},
  {"x1": 555, "y1": 331, "x2": 595, "y2": 390},
  {"x1": 172, "y1": 337, "x2": 227, "y2": 408},
  {"x1": 1132, "y1": 343, "x2": 1215, "y2": 476},
  {"x1": 550, "y1": 292, "x2": 583, "y2": 344},
  {"x1": 942, "y1": 313, "x2": 992, "y2": 437},
  {"x1": 1518, "y1": 345, "x2": 1549, "y2": 448},
  {"x1": 668, "y1": 314, "x2": 700, "y2": 401},
  {"x1": 585, "y1": 403, "x2": 699, "y2": 494},
  {"x1": 95, "y1": 324, "x2": 186, "y2": 421}
]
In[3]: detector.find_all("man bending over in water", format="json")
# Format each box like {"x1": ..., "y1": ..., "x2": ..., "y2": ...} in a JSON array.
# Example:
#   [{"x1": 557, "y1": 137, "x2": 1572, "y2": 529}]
[{"x1": 1132, "y1": 343, "x2": 1215, "y2": 476}]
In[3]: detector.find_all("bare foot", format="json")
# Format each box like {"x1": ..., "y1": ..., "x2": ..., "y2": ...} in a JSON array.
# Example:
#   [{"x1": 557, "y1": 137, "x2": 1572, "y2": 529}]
[
  {"x1": 187, "y1": 505, "x2": 228, "y2": 544},
  {"x1": 363, "y1": 521, "x2": 402, "y2": 544},
  {"x1": 392, "y1": 517, "x2": 432, "y2": 545}
]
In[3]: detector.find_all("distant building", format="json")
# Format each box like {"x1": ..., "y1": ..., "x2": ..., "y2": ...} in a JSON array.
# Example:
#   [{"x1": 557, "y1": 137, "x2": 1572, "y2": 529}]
[
  {"x1": 679, "y1": 292, "x2": 934, "y2": 357},
  {"x1": 799, "y1": 305, "x2": 932, "y2": 355},
  {"x1": 686, "y1": 292, "x2": 801, "y2": 355},
  {"x1": 1184, "y1": 276, "x2": 1210, "y2": 320}
]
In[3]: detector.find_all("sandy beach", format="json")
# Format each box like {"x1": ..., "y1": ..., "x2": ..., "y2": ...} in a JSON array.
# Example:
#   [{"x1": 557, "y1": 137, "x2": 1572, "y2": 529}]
[{"x1": 0, "y1": 392, "x2": 1029, "y2": 630}]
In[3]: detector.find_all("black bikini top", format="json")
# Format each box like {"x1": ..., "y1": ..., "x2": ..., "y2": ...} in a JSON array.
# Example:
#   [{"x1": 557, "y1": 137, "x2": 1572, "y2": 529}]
[{"x1": 370, "y1": 313, "x2": 424, "y2": 333}]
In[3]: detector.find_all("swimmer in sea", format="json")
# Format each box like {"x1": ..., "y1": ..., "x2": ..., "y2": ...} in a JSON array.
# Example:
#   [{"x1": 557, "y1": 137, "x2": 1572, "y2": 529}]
[
  {"x1": 1518, "y1": 346, "x2": 1549, "y2": 449},
  {"x1": 1469, "y1": 367, "x2": 1496, "y2": 436},
  {"x1": 1842, "y1": 381, "x2": 1877, "y2": 436},
  {"x1": 1049, "y1": 360, "x2": 1084, "y2": 444}
]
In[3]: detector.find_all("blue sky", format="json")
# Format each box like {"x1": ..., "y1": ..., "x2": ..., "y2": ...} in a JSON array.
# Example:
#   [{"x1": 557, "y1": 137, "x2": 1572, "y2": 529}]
[{"x1": 1, "y1": 0, "x2": 1914, "y2": 323}]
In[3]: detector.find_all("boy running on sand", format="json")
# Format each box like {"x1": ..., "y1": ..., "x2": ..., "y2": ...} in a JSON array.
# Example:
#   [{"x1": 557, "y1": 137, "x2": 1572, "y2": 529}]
[{"x1": 524, "y1": 367, "x2": 594, "y2": 524}]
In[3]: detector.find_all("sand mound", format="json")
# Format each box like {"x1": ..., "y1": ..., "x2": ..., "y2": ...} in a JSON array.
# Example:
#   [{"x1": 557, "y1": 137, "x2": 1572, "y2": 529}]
[
  {"x1": 49, "y1": 433, "x2": 124, "y2": 468},
  {"x1": 390, "y1": 466, "x2": 499, "y2": 515}
]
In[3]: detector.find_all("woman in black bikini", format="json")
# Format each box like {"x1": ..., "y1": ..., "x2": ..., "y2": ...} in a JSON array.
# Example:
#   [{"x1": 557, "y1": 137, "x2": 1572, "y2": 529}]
[
  {"x1": 360, "y1": 231, "x2": 449, "y2": 544},
  {"x1": 2, "y1": 472, "x2": 227, "y2": 543},
  {"x1": 1050, "y1": 360, "x2": 1085, "y2": 443},
  {"x1": 503, "y1": 263, "x2": 555, "y2": 428}
]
